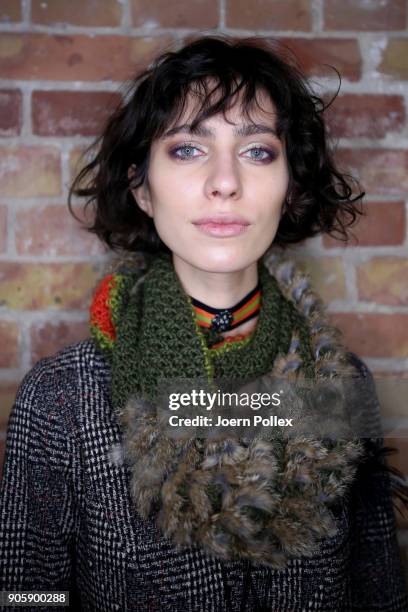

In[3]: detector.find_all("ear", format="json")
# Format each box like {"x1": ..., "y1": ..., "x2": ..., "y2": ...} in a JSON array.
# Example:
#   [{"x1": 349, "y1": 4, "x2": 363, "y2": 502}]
[{"x1": 128, "y1": 166, "x2": 153, "y2": 218}]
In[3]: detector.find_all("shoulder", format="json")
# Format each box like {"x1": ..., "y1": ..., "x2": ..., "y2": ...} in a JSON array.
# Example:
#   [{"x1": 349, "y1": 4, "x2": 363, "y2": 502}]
[
  {"x1": 16, "y1": 338, "x2": 110, "y2": 396},
  {"x1": 10, "y1": 338, "x2": 111, "y2": 440}
]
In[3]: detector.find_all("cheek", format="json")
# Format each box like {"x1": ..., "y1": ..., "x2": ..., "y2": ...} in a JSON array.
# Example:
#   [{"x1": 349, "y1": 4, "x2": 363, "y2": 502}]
[
  {"x1": 253, "y1": 173, "x2": 288, "y2": 217},
  {"x1": 148, "y1": 167, "x2": 195, "y2": 217}
]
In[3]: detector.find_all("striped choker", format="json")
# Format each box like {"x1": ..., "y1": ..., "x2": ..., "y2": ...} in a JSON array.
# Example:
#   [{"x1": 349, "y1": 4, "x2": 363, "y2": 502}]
[{"x1": 190, "y1": 282, "x2": 261, "y2": 333}]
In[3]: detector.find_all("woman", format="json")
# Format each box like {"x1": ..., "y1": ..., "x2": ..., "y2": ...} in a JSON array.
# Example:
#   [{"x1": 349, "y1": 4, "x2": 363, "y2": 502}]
[{"x1": 1, "y1": 35, "x2": 407, "y2": 611}]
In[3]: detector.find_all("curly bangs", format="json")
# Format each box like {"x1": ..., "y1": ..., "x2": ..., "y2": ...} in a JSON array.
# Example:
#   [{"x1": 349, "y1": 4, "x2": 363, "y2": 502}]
[{"x1": 68, "y1": 34, "x2": 364, "y2": 254}]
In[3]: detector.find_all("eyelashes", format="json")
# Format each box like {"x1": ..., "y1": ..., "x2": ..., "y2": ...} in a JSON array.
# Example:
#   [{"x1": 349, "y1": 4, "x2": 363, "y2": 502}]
[
  {"x1": 169, "y1": 143, "x2": 200, "y2": 160},
  {"x1": 168, "y1": 142, "x2": 278, "y2": 163},
  {"x1": 246, "y1": 147, "x2": 277, "y2": 162}
]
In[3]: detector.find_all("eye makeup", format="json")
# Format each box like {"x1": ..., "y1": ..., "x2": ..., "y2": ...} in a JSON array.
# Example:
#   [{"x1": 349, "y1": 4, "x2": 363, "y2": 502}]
[{"x1": 168, "y1": 141, "x2": 279, "y2": 163}]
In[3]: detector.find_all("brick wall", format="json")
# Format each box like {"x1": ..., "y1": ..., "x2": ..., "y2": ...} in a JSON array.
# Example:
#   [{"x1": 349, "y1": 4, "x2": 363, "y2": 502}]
[{"x1": 1, "y1": 0, "x2": 407, "y2": 575}]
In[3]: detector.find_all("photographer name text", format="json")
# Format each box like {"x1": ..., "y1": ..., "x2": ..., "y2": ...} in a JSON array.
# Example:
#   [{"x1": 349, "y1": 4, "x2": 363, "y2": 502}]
[{"x1": 168, "y1": 414, "x2": 293, "y2": 427}]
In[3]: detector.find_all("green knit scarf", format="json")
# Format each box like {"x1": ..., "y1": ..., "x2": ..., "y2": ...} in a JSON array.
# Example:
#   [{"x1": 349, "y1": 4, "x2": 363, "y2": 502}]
[
  {"x1": 108, "y1": 252, "x2": 315, "y2": 412},
  {"x1": 89, "y1": 249, "x2": 365, "y2": 568}
]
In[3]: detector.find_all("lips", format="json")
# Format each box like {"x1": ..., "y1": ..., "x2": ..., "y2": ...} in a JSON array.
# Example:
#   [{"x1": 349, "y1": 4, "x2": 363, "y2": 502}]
[
  {"x1": 193, "y1": 215, "x2": 250, "y2": 226},
  {"x1": 193, "y1": 216, "x2": 250, "y2": 238}
]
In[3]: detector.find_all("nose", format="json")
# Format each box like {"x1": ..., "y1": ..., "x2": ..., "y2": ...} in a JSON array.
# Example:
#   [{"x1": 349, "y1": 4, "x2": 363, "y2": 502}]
[{"x1": 204, "y1": 152, "x2": 242, "y2": 201}]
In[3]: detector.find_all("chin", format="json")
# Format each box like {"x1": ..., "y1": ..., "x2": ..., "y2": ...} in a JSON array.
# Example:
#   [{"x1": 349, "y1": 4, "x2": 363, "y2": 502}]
[{"x1": 190, "y1": 250, "x2": 255, "y2": 274}]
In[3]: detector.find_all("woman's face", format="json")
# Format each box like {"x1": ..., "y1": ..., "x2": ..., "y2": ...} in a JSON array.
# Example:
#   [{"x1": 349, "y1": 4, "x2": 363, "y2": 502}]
[{"x1": 132, "y1": 88, "x2": 290, "y2": 274}]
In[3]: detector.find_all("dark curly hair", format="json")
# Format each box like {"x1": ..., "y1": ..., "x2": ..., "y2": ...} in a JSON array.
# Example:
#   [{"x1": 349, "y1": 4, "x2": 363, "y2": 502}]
[{"x1": 68, "y1": 34, "x2": 365, "y2": 254}]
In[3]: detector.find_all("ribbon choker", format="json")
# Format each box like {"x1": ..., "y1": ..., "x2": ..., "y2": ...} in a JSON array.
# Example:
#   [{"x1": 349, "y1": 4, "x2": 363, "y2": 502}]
[{"x1": 190, "y1": 282, "x2": 261, "y2": 332}]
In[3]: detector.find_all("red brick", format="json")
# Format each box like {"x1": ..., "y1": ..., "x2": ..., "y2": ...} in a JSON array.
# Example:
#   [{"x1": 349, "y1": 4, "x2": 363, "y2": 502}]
[
  {"x1": 31, "y1": 0, "x2": 122, "y2": 27},
  {"x1": 69, "y1": 146, "x2": 90, "y2": 187},
  {"x1": 15, "y1": 204, "x2": 105, "y2": 257},
  {"x1": 335, "y1": 149, "x2": 408, "y2": 196},
  {"x1": 0, "y1": 146, "x2": 61, "y2": 197},
  {"x1": 0, "y1": 89, "x2": 22, "y2": 136},
  {"x1": 32, "y1": 90, "x2": 122, "y2": 137},
  {"x1": 325, "y1": 94, "x2": 405, "y2": 139},
  {"x1": 324, "y1": 0, "x2": 405, "y2": 31},
  {"x1": 323, "y1": 201, "x2": 406, "y2": 248},
  {"x1": 0, "y1": 381, "x2": 19, "y2": 430},
  {"x1": 30, "y1": 320, "x2": 90, "y2": 365},
  {"x1": 226, "y1": 0, "x2": 311, "y2": 30},
  {"x1": 328, "y1": 313, "x2": 408, "y2": 359},
  {"x1": 0, "y1": 34, "x2": 173, "y2": 82},
  {"x1": 278, "y1": 38, "x2": 361, "y2": 82},
  {"x1": 377, "y1": 39, "x2": 408, "y2": 80},
  {"x1": 0, "y1": 321, "x2": 19, "y2": 368},
  {"x1": 0, "y1": 263, "x2": 99, "y2": 310},
  {"x1": 0, "y1": 0, "x2": 21, "y2": 23},
  {"x1": 357, "y1": 258, "x2": 408, "y2": 307},
  {"x1": 132, "y1": 0, "x2": 218, "y2": 28},
  {"x1": 0, "y1": 205, "x2": 6, "y2": 253},
  {"x1": 298, "y1": 256, "x2": 346, "y2": 302}
]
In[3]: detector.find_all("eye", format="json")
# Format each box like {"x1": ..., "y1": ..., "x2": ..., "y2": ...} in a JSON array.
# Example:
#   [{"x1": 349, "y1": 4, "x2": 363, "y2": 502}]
[
  {"x1": 243, "y1": 146, "x2": 277, "y2": 163},
  {"x1": 169, "y1": 142, "x2": 203, "y2": 160}
]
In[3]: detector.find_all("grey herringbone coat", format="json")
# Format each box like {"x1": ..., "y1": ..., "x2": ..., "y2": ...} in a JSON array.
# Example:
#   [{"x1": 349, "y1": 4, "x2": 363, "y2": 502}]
[{"x1": 1, "y1": 338, "x2": 407, "y2": 611}]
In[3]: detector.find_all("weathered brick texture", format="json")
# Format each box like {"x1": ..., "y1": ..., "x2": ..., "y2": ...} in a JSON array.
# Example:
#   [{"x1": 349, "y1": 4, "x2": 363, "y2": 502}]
[
  {"x1": 0, "y1": 205, "x2": 7, "y2": 252},
  {"x1": 275, "y1": 38, "x2": 361, "y2": 81},
  {"x1": 30, "y1": 320, "x2": 90, "y2": 365},
  {"x1": 225, "y1": 0, "x2": 312, "y2": 31},
  {"x1": 0, "y1": 262, "x2": 99, "y2": 310},
  {"x1": 378, "y1": 39, "x2": 408, "y2": 80},
  {"x1": 0, "y1": 321, "x2": 19, "y2": 368},
  {"x1": 31, "y1": 0, "x2": 123, "y2": 27},
  {"x1": 0, "y1": 146, "x2": 61, "y2": 197},
  {"x1": 325, "y1": 94, "x2": 405, "y2": 139},
  {"x1": 32, "y1": 91, "x2": 122, "y2": 137},
  {"x1": 0, "y1": 1, "x2": 22, "y2": 23},
  {"x1": 131, "y1": 0, "x2": 219, "y2": 28},
  {"x1": 334, "y1": 148, "x2": 408, "y2": 196},
  {"x1": 328, "y1": 313, "x2": 408, "y2": 359},
  {"x1": 356, "y1": 258, "x2": 408, "y2": 306},
  {"x1": 323, "y1": 201, "x2": 406, "y2": 248},
  {"x1": 15, "y1": 204, "x2": 105, "y2": 256},
  {"x1": 324, "y1": 0, "x2": 406, "y2": 31},
  {"x1": 0, "y1": 89, "x2": 22, "y2": 136},
  {"x1": 0, "y1": 34, "x2": 173, "y2": 81}
]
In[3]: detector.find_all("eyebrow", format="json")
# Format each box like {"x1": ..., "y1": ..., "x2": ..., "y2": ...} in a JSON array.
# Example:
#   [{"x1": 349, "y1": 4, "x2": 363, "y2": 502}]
[{"x1": 162, "y1": 122, "x2": 280, "y2": 140}]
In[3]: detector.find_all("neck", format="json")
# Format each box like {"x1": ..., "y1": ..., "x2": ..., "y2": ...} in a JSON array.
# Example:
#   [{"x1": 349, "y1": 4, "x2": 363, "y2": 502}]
[{"x1": 172, "y1": 253, "x2": 259, "y2": 309}]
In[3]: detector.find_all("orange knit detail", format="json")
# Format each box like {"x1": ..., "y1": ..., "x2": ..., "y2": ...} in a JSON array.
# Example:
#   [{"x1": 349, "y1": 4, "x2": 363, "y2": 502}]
[
  {"x1": 89, "y1": 274, "x2": 117, "y2": 341},
  {"x1": 210, "y1": 330, "x2": 254, "y2": 350}
]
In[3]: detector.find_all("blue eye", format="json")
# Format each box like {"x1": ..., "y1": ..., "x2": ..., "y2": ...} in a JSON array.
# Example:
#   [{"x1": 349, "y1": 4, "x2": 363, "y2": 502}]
[
  {"x1": 170, "y1": 143, "x2": 202, "y2": 160},
  {"x1": 169, "y1": 143, "x2": 278, "y2": 163},
  {"x1": 245, "y1": 147, "x2": 276, "y2": 162}
]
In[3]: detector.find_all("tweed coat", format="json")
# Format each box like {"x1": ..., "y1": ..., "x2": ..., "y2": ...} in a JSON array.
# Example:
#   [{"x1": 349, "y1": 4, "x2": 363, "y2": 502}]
[{"x1": 0, "y1": 337, "x2": 407, "y2": 611}]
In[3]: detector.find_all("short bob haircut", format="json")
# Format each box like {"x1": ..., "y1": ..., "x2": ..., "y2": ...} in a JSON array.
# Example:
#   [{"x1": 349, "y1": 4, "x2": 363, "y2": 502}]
[{"x1": 68, "y1": 34, "x2": 364, "y2": 254}]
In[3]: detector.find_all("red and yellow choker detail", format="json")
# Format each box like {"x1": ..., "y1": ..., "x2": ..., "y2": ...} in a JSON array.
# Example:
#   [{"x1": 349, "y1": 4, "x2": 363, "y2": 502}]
[{"x1": 190, "y1": 282, "x2": 262, "y2": 333}]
